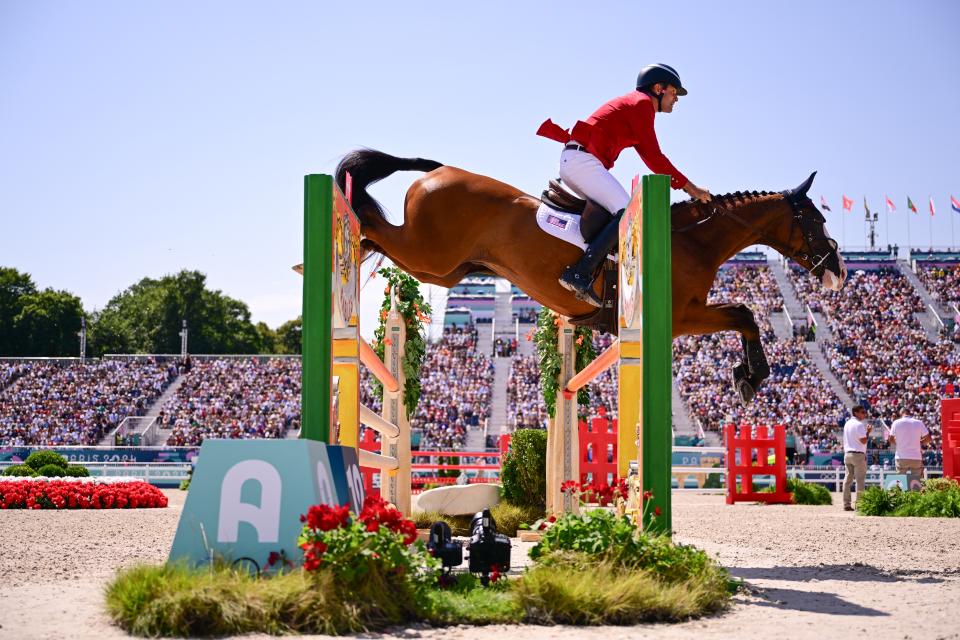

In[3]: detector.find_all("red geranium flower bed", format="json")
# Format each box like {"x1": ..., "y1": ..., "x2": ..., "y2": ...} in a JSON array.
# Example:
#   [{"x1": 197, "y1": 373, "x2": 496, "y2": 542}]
[{"x1": 0, "y1": 479, "x2": 168, "y2": 509}]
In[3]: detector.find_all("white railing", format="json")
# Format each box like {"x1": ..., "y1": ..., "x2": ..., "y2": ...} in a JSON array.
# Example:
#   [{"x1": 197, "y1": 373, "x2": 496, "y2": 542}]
[
  {"x1": 782, "y1": 304, "x2": 794, "y2": 329},
  {"x1": 111, "y1": 416, "x2": 159, "y2": 446},
  {"x1": 929, "y1": 303, "x2": 945, "y2": 329}
]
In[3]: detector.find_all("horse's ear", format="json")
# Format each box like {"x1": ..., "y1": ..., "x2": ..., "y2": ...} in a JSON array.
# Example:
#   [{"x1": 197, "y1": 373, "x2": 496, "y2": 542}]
[{"x1": 792, "y1": 171, "x2": 817, "y2": 197}]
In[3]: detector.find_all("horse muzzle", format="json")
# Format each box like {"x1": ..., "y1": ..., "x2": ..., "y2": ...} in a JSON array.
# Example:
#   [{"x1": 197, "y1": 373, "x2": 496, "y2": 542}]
[{"x1": 819, "y1": 252, "x2": 847, "y2": 291}]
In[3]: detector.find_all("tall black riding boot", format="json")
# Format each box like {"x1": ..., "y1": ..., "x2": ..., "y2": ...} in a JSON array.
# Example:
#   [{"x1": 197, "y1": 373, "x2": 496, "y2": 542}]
[{"x1": 558, "y1": 211, "x2": 623, "y2": 307}]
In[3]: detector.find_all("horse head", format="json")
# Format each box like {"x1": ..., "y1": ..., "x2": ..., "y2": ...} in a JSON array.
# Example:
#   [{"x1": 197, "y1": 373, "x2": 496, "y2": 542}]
[{"x1": 780, "y1": 171, "x2": 847, "y2": 291}]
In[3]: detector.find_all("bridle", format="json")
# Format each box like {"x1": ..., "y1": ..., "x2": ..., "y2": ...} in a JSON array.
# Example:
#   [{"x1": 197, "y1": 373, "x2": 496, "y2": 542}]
[{"x1": 672, "y1": 192, "x2": 840, "y2": 278}]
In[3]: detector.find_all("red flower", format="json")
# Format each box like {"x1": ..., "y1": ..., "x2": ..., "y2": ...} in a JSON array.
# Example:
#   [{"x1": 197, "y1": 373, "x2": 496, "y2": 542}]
[{"x1": 654, "y1": 506, "x2": 662, "y2": 517}]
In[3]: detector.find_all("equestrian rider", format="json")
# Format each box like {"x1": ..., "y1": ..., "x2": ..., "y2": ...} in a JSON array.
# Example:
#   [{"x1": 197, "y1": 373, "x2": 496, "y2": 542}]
[{"x1": 537, "y1": 63, "x2": 712, "y2": 307}]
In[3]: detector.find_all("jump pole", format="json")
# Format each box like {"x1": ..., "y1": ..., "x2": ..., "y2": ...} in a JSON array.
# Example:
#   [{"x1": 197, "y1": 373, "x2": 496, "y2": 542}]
[
  {"x1": 549, "y1": 174, "x2": 672, "y2": 533},
  {"x1": 301, "y1": 173, "x2": 412, "y2": 514}
]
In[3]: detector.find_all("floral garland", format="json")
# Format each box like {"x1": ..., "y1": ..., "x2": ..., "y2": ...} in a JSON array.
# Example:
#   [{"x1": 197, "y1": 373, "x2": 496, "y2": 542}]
[
  {"x1": 532, "y1": 307, "x2": 596, "y2": 418},
  {"x1": 372, "y1": 267, "x2": 430, "y2": 419}
]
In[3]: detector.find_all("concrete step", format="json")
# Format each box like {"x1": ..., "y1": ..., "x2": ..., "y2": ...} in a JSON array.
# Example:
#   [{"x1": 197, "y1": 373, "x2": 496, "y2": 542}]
[
  {"x1": 99, "y1": 371, "x2": 184, "y2": 446},
  {"x1": 769, "y1": 259, "x2": 806, "y2": 318},
  {"x1": 770, "y1": 311, "x2": 792, "y2": 341},
  {"x1": 488, "y1": 356, "x2": 512, "y2": 436},
  {"x1": 803, "y1": 341, "x2": 855, "y2": 408},
  {"x1": 671, "y1": 380, "x2": 698, "y2": 437}
]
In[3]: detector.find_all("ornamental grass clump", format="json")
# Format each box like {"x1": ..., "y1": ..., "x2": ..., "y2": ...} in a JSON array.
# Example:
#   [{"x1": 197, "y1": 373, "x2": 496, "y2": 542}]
[
  {"x1": 519, "y1": 508, "x2": 732, "y2": 623},
  {"x1": 108, "y1": 495, "x2": 446, "y2": 636}
]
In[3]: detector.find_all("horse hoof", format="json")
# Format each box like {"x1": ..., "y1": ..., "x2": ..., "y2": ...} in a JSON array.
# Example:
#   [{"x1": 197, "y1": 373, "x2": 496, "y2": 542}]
[{"x1": 735, "y1": 379, "x2": 756, "y2": 405}]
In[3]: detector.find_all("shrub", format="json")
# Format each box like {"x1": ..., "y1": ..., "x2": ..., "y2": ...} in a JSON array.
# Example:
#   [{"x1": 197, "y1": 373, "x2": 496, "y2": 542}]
[
  {"x1": 761, "y1": 477, "x2": 832, "y2": 505},
  {"x1": 38, "y1": 464, "x2": 67, "y2": 477},
  {"x1": 64, "y1": 465, "x2": 90, "y2": 477},
  {"x1": 2, "y1": 464, "x2": 37, "y2": 477},
  {"x1": 25, "y1": 450, "x2": 68, "y2": 472},
  {"x1": 530, "y1": 508, "x2": 726, "y2": 585},
  {"x1": 500, "y1": 428, "x2": 546, "y2": 508},
  {"x1": 857, "y1": 479, "x2": 960, "y2": 517}
]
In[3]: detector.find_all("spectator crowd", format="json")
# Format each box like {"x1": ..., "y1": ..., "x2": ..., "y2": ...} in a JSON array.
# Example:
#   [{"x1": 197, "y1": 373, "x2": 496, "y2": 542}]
[
  {"x1": 0, "y1": 359, "x2": 175, "y2": 445},
  {"x1": 673, "y1": 265, "x2": 847, "y2": 451},
  {"x1": 410, "y1": 325, "x2": 493, "y2": 450},
  {"x1": 161, "y1": 358, "x2": 301, "y2": 446}
]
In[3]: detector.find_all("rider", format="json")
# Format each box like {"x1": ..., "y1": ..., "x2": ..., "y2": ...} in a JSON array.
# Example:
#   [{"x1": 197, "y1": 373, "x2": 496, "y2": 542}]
[{"x1": 537, "y1": 63, "x2": 712, "y2": 307}]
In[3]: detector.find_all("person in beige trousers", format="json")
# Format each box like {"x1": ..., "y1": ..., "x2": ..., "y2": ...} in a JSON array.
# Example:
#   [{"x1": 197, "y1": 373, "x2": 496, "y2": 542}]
[
  {"x1": 842, "y1": 406, "x2": 871, "y2": 511},
  {"x1": 889, "y1": 413, "x2": 932, "y2": 479}
]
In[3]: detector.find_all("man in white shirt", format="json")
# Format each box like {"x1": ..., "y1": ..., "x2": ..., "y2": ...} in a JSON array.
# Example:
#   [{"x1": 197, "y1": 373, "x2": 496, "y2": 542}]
[
  {"x1": 842, "y1": 405, "x2": 871, "y2": 511},
  {"x1": 889, "y1": 413, "x2": 932, "y2": 478}
]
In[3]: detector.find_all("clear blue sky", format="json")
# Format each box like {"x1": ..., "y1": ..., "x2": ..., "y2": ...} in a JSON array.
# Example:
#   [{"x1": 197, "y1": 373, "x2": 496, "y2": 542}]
[{"x1": 2, "y1": 0, "x2": 958, "y2": 333}]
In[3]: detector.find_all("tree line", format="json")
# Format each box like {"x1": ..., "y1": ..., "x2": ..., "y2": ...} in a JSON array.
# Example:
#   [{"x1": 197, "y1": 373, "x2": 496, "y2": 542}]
[{"x1": 0, "y1": 267, "x2": 301, "y2": 357}]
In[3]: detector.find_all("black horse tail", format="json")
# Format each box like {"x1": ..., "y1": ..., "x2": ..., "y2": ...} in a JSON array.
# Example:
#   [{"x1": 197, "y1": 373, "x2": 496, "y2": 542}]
[{"x1": 335, "y1": 149, "x2": 443, "y2": 223}]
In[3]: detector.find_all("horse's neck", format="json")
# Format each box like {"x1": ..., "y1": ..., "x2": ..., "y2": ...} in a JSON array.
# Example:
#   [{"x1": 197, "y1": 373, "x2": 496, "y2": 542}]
[{"x1": 693, "y1": 196, "x2": 789, "y2": 266}]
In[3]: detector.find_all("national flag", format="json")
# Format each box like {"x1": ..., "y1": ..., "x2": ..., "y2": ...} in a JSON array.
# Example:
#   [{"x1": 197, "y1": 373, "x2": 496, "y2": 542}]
[
  {"x1": 820, "y1": 196, "x2": 831, "y2": 212},
  {"x1": 842, "y1": 195, "x2": 853, "y2": 211},
  {"x1": 930, "y1": 196, "x2": 936, "y2": 217},
  {"x1": 907, "y1": 196, "x2": 917, "y2": 213},
  {"x1": 952, "y1": 195, "x2": 960, "y2": 214},
  {"x1": 885, "y1": 195, "x2": 896, "y2": 212}
]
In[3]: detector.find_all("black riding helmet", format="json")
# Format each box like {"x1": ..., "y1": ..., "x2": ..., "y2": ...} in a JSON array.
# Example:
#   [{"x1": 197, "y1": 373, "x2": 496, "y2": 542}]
[{"x1": 636, "y1": 63, "x2": 687, "y2": 96}]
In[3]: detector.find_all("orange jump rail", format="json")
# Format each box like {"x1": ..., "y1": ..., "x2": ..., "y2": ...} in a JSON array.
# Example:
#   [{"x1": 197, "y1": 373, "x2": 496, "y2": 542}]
[
  {"x1": 359, "y1": 338, "x2": 399, "y2": 393},
  {"x1": 562, "y1": 340, "x2": 620, "y2": 396}
]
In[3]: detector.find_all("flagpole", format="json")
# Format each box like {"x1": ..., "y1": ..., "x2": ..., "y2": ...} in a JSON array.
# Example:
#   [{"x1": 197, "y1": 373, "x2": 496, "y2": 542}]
[
  {"x1": 906, "y1": 207, "x2": 911, "y2": 255},
  {"x1": 842, "y1": 200, "x2": 847, "y2": 249},
  {"x1": 930, "y1": 196, "x2": 934, "y2": 249},
  {"x1": 885, "y1": 195, "x2": 890, "y2": 249},
  {"x1": 952, "y1": 206, "x2": 955, "y2": 250}
]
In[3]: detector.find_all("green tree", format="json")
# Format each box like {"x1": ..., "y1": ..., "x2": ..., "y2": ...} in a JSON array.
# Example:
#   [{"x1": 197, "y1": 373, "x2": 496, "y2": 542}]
[
  {"x1": 88, "y1": 270, "x2": 268, "y2": 355},
  {"x1": 275, "y1": 316, "x2": 302, "y2": 354},
  {"x1": 14, "y1": 289, "x2": 85, "y2": 357},
  {"x1": 0, "y1": 268, "x2": 37, "y2": 355}
]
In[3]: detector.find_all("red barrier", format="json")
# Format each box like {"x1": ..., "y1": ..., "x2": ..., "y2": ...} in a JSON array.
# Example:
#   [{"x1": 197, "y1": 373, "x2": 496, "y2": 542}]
[
  {"x1": 941, "y1": 398, "x2": 960, "y2": 480},
  {"x1": 358, "y1": 427, "x2": 380, "y2": 496},
  {"x1": 579, "y1": 414, "x2": 618, "y2": 485},
  {"x1": 725, "y1": 424, "x2": 792, "y2": 504},
  {"x1": 501, "y1": 415, "x2": 621, "y2": 486}
]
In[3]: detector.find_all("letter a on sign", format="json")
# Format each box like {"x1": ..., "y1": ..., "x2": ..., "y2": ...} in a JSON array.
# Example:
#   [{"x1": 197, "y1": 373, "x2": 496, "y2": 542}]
[{"x1": 217, "y1": 460, "x2": 282, "y2": 543}]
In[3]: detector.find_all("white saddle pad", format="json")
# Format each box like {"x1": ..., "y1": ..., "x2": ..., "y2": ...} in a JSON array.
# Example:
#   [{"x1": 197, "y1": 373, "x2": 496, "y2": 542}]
[{"x1": 535, "y1": 203, "x2": 616, "y2": 260}]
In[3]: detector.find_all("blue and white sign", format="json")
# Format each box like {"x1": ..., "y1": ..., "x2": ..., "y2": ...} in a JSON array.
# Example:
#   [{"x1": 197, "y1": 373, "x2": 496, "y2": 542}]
[{"x1": 168, "y1": 439, "x2": 362, "y2": 570}]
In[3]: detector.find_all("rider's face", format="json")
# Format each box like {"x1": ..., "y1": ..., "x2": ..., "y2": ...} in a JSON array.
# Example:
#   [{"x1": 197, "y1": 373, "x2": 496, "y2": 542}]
[{"x1": 659, "y1": 85, "x2": 679, "y2": 113}]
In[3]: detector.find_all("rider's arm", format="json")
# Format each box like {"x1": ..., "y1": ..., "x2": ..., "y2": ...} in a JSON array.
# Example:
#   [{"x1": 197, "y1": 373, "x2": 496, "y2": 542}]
[{"x1": 630, "y1": 101, "x2": 689, "y2": 190}]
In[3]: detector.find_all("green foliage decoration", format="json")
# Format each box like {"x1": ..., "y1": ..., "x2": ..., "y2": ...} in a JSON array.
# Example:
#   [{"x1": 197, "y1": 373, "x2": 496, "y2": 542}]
[
  {"x1": 371, "y1": 267, "x2": 430, "y2": 419},
  {"x1": 533, "y1": 307, "x2": 596, "y2": 418},
  {"x1": 856, "y1": 478, "x2": 960, "y2": 517},
  {"x1": 2, "y1": 464, "x2": 37, "y2": 477},
  {"x1": 529, "y1": 508, "x2": 727, "y2": 585},
  {"x1": 760, "y1": 476, "x2": 832, "y2": 505},
  {"x1": 64, "y1": 465, "x2": 90, "y2": 477},
  {"x1": 500, "y1": 428, "x2": 547, "y2": 509},
  {"x1": 25, "y1": 450, "x2": 68, "y2": 472},
  {"x1": 37, "y1": 464, "x2": 67, "y2": 477}
]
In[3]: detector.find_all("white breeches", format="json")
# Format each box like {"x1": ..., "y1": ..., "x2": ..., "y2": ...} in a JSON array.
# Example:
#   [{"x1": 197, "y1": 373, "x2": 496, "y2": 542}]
[{"x1": 558, "y1": 148, "x2": 630, "y2": 214}]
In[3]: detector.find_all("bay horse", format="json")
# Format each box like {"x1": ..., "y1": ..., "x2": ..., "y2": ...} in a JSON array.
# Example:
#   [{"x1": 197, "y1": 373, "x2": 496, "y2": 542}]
[{"x1": 335, "y1": 149, "x2": 846, "y2": 404}]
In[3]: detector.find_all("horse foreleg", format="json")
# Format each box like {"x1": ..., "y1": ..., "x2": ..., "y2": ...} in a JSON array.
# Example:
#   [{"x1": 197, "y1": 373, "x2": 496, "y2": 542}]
[{"x1": 685, "y1": 303, "x2": 768, "y2": 405}]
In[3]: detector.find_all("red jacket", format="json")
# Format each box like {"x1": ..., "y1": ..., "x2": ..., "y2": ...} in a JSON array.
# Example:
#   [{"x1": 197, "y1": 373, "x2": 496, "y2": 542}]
[{"x1": 537, "y1": 90, "x2": 689, "y2": 190}]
